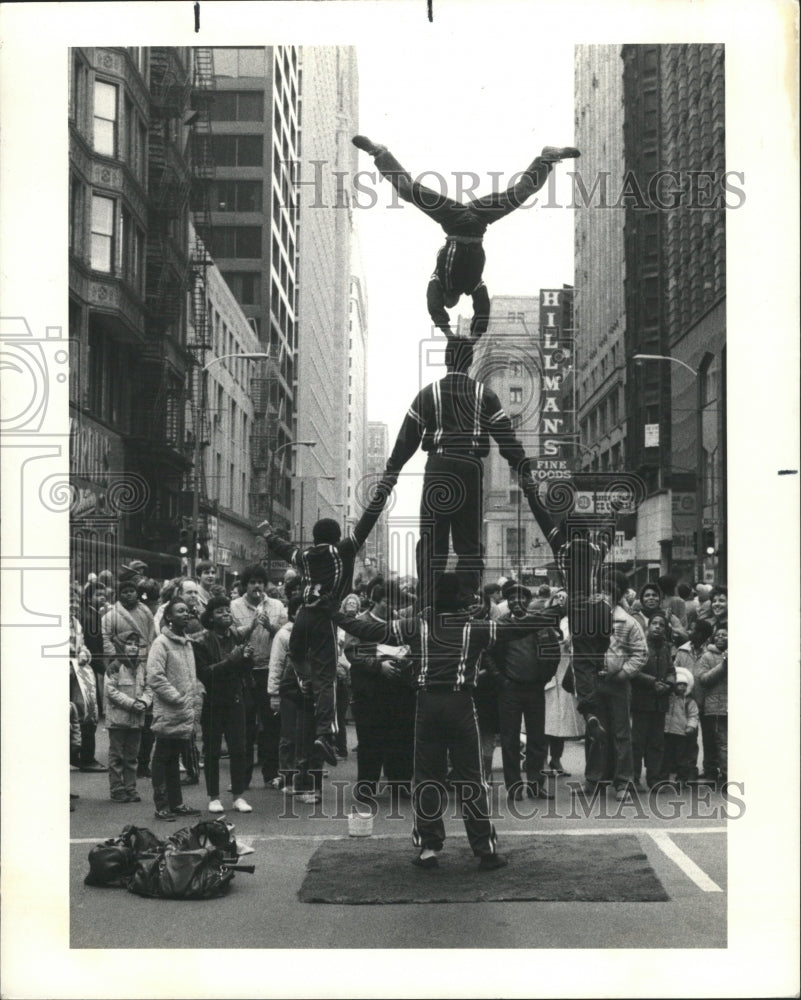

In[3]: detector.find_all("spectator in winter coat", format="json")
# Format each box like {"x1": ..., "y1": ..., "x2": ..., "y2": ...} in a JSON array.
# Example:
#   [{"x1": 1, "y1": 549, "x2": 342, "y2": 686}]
[
  {"x1": 708, "y1": 587, "x2": 728, "y2": 631},
  {"x1": 674, "y1": 619, "x2": 714, "y2": 778},
  {"x1": 658, "y1": 575, "x2": 688, "y2": 629},
  {"x1": 146, "y1": 599, "x2": 205, "y2": 821},
  {"x1": 104, "y1": 631, "x2": 152, "y2": 803},
  {"x1": 192, "y1": 595, "x2": 255, "y2": 814},
  {"x1": 660, "y1": 666, "x2": 700, "y2": 784},
  {"x1": 70, "y1": 607, "x2": 105, "y2": 772},
  {"x1": 344, "y1": 585, "x2": 415, "y2": 805},
  {"x1": 633, "y1": 582, "x2": 688, "y2": 651},
  {"x1": 230, "y1": 563, "x2": 288, "y2": 789},
  {"x1": 494, "y1": 586, "x2": 562, "y2": 799},
  {"x1": 630, "y1": 612, "x2": 676, "y2": 789},
  {"x1": 592, "y1": 571, "x2": 648, "y2": 800},
  {"x1": 696, "y1": 625, "x2": 728, "y2": 785},
  {"x1": 543, "y1": 597, "x2": 584, "y2": 776}
]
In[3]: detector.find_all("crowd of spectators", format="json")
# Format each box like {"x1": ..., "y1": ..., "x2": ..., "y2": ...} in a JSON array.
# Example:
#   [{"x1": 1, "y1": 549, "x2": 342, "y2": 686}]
[{"x1": 70, "y1": 560, "x2": 729, "y2": 818}]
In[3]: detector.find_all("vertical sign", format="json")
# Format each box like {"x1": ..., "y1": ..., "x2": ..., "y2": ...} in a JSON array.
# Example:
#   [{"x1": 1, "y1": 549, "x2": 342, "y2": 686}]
[{"x1": 535, "y1": 288, "x2": 575, "y2": 479}]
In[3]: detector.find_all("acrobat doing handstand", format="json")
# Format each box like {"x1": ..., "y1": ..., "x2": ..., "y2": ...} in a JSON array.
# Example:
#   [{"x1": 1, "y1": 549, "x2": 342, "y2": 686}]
[{"x1": 352, "y1": 135, "x2": 579, "y2": 340}]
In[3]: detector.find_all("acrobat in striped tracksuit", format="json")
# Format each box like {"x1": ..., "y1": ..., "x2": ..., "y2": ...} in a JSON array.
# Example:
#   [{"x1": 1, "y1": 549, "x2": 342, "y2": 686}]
[
  {"x1": 260, "y1": 492, "x2": 389, "y2": 765},
  {"x1": 352, "y1": 135, "x2": 579, "y2": 340},
  {"x1": 334, "y1": 580, "x2": 561, "y2": 866}
]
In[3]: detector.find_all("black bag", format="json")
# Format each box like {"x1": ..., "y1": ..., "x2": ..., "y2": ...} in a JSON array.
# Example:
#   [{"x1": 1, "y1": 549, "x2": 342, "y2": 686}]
[
  {"x1": 84, "y1": 843, "x2": 138, "y2": 888},
  {"x1": 84, "y1": 825, "x2": 165, "y2": 888},
  {"x1": 128, "y1": 846, "x2": 236, "y2": 900},
  {"x1": 167, "y1": 819, "x2": 238, "y2": 860},
  {"x1": 561, "y1": 662, "x2": 576, "y2": 695}
]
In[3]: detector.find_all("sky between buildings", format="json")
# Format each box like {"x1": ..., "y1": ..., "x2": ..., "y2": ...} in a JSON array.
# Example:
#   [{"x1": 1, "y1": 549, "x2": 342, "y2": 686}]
[{"x1": 355, "y1": 37, "x2": 578, "y2": 517}]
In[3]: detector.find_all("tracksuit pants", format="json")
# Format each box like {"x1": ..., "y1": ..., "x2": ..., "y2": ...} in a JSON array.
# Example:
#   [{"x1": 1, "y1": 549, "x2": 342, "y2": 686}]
[
  {"x1": 289, "y1": 606, "x2": 339, "y2": 740},
  {"x1": 416, "y1": 454, "x2": 483, "y2": 610},
  {"x1": 412, "y1": 689, "x2": 497, "y2": 857}
]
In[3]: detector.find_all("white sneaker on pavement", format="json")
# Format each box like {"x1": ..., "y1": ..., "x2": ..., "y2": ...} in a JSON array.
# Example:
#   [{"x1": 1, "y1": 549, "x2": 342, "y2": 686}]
[
  {"x1": 208, "y1": 799, "x2": 225, "y2": 813},
  {"x1": 233, "y1": 797, "x2": 252, "y2": 813}
]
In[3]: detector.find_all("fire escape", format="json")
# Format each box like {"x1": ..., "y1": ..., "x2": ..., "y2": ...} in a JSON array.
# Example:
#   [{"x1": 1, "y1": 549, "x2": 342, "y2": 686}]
[
  {"x1": 185, "y1": 46, "x2": 217, "y2": 551},
  {"x1": 144, "y1": 48, "x2": 192, "y2": 440}
]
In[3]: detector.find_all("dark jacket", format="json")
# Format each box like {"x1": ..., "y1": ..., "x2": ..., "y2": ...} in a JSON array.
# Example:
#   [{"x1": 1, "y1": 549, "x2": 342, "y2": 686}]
[
  {"x1": 192, "y1": 629, "x2": 252, "y2": 710},
  {"x1": 494, "y1": 613, "x2": 561, "y2": 686},
  {"x1": 631, "y1": 639, "x2": 676, "y2": 712},
  {"x1": 345, "y1": 611, "x2": 413, "y2": 700}
]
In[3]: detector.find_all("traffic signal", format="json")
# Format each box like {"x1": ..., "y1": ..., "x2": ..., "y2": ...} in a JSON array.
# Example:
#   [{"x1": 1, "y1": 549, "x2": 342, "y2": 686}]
[
  {"x1": 703, "y1": 528, "x2": 716, "y2": 556},
  {"x1": 178, "y1": 528, "x2": 190, "y2": 556}
]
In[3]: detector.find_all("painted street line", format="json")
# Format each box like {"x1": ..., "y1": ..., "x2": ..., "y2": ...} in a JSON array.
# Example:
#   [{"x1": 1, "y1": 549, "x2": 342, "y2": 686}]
[{"x1": 648, "y1": 829, "x2": 724, "y2": 892}]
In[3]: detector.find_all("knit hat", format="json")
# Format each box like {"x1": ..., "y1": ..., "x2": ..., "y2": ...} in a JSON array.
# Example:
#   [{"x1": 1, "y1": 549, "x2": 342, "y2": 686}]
[
  {"x1": 674, "y1": 665, "x2": 693, "y2": 694},
  {"x1": 112, "y1": 630, "x2": 142, "y2": 655}
]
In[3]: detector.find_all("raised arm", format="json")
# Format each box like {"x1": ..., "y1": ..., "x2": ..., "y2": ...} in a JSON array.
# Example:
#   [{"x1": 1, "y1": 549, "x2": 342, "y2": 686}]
[
  {"x1": 385, "y1": 390, "x2": 427, "y2": 482},
  {"x1": 257, "y1": 524, "x2": 301, "y2": 566},
  {"x1": 331, "y1": 610, "x2": 395, "y2": 645}
]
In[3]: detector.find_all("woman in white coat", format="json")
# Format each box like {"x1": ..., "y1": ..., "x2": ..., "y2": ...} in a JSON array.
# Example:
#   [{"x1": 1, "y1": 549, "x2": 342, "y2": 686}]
[{"x1": 543, "y1": 595, "x2": 585, "y2": 775}]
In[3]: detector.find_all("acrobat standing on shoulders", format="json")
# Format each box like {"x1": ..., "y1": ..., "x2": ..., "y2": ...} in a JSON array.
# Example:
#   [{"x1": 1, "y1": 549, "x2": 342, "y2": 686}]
[{"x1": 352, "y1": 135, "x2": 579, "y2": 340}]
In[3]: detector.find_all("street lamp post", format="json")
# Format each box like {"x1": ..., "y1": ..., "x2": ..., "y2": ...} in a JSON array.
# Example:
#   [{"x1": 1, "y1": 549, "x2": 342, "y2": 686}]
[
  {"x1": 190, "y1": 352, "x2": 273, "y2": 576},
  {"x1": 267, "y1": 439, "x2": 316, "y2": 528},
  {"x1": 633, "y1": 353, "x2": 703, "y2": 580}
]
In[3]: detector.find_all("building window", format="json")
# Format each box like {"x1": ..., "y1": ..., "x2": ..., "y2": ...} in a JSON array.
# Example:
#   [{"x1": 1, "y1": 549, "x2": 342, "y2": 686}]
[
  {"x1": 93, "y1": 80, "x2": 118, "y2": 156},
  {"x1": 510, "y1": 362, "x2": 523, "y2": 377},
  {"x1": 510, "y1": 387, "x2": 523, "y2": 404},
  {"x1": 211, "y1": 135, "x2": 263, "y2": 167},
  {"x1": 509, "y1": 413, "x2": 522, "y2": 429},
  {"x1": 213, "y1": 47, "x2": 265, "y2": 78},
  {"x1": 210, "y1": 91, "x2": 264, "y2": 121},
  {"x1": 214, "y1": 226, "x2": 262, "y2": 259},
  {"x1": 211, "y1": 180, "x2": 263, "y2": 213},
  {"x1": 222, "y1": 271, "x2": 261, "y2": 305},
  {"x1": 90, "y1": 195, "x2": 115, "y2": 272}
]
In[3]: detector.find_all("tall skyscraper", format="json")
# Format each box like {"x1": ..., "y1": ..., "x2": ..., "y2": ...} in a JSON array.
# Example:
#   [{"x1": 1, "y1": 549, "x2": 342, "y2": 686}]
[
  {"x1": 572, "y1": 44, "x2": 727, "y2": 584},
  {"x1": 294, "y1": 47, "x2": 361, "y2": 546},
  {"x1": 574, "y1": 45, "x2": 627, "y2": 477},
  {"x1": 365, "y1": 421, "x2": 388, "y2": 572},
  {"x1": 210, "y1": 46, "x2": 300, "y2": 537}
]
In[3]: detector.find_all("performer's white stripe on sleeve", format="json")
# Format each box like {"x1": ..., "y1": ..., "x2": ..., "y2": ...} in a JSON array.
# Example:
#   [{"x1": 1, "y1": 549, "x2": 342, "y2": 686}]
[
  {"x1": 456, "y1": 623, "x2": 470, "y2": 688},
  {"x1": 474, "y1": 383, "x2": 482, "y2": 451},
  {"x1": 420, "y1": 619, "x2": 429, "y2": 684},
  {"x1": 408, "y1": 406, "x2": 424, "y2": 425},
  {"x1": 433, "y1": 381, "x2": 443, "y2": 448},
  {"x1": 488, "y1": 409, "x2": 505, "y2": 423}
]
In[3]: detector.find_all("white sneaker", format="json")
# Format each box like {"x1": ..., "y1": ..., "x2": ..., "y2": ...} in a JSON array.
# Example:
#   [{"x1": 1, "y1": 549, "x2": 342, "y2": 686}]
[
  {"x1": 233, "y1": 797, "x2": 252, "y2": 813},
  {"x1": 208, "y1": 799, "x2": 224, "y2": 813}
]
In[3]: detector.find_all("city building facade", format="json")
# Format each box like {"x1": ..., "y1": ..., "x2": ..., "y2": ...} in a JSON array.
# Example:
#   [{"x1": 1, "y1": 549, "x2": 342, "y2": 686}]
[
  {"x1": 69, "y1": 46, "x2": 195, "y2": 583},
  {"x1": 365, "y1": 421, "x2": 389, "y2": 573},
  {"x1": 571, "y1": 43, "x2": 727, "y2": 586},
  {"x1": 294, "y1": 47, "x2": 361, "y2": 547},
  {"x1": 209, "y1": 45, "x2": 300, "y2": 538}
]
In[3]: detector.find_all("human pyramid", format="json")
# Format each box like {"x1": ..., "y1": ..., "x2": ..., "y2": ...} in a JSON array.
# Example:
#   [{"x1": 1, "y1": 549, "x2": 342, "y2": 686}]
[{"x1": 253, "y1": 134, "x2": 639, "y2": 872}]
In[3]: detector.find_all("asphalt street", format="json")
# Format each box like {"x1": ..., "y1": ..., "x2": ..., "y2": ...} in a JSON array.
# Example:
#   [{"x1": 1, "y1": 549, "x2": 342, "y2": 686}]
[{"x1": 69, "y1": 725, "x2": 728, "y2": 950}]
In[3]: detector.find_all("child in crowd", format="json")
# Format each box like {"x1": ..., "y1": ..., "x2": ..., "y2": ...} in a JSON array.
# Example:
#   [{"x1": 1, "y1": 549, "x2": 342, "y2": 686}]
[
  {"x1": 105, "y1": 630, "x2": 152, "y2": 803},
  {"x1": 660, "y1": 666, "x2": 700, "y2": 785},
  {"x1": 696, "y1": 625, "x2": 728, "y2": 786}
]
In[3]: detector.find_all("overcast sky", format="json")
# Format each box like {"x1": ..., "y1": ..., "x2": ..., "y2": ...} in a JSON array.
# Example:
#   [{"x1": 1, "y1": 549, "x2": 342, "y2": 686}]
[{"x1": 354, "y1": 39, "x2": 578, "y2": 517}]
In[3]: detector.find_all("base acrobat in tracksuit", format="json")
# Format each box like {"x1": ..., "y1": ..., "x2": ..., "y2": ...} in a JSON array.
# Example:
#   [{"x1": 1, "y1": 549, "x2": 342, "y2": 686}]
[
  {"x1": 258, "y1": 486, "x2": 389, "y2": 768},
  {"x1": 334, "y1": 572, "x2": 562, "y2": 870},
  {"x1": 352, "y1": 135, "x2": 579, "y2": 340},
  {"x1": 384, "y1": 339, "x2": 534, "y2": 610}
]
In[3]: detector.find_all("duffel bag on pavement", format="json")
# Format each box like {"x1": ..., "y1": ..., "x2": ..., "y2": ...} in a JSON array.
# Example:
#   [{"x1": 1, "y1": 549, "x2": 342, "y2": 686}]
[{"x1": 127, "y1": 846, "x2": 237, "y2": 900}]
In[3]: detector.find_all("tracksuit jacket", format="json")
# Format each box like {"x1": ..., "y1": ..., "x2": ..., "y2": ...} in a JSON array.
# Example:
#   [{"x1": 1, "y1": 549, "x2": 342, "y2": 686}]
[{"x1": 332, "y1": 607, "x2": 562, "y2": 691}]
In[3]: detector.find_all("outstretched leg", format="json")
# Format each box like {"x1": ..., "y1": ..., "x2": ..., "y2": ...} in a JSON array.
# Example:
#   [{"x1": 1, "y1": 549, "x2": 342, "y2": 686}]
[
  {"x1": 470, "y1": 146, "x2": 580, "y2": 225},
  {"x1": 470, "y1": 281, "x2": 491, "y2": 341}
]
